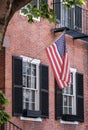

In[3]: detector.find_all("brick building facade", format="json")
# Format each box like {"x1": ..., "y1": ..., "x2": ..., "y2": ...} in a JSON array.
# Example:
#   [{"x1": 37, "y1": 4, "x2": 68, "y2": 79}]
[{"x1": 0, "y1": 1, "x2": 88, "y2": 130}]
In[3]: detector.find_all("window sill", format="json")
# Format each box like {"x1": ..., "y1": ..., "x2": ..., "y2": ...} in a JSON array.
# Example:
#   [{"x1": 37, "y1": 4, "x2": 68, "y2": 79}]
[
  {"x1": 60, "y1": 119, "x2": 79, "y2": 125},
  {"x1": 20, "y1": 116, "x2": 42, "y2": 122}
]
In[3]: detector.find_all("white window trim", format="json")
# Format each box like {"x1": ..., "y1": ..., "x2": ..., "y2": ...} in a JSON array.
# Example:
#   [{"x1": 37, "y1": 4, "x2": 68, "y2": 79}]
[
  {"x1": 60, "y1": 119, "x2": 79, "y2": 125},
  {"x1": 20, "y1": 117, "x2": 42, "y2": 122},
  {"x1": 20, "y1": 55, "x2": 40, "y2": 65},
  {"x1": 71, "y1": 68, "x2": 76, "y2": 115}
]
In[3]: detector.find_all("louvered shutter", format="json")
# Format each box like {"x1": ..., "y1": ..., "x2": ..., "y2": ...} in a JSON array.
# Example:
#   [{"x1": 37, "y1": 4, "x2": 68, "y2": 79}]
[
  {"x1": 76, "y1": 73, "x2": 84, "y2": 122},
  {"x1": 75, "y1": 6, "x2": 82, "y2": 31},
  {"x1": 12, "y1": 56, "x2": 23, "y2": 116},
  {"x1": 54, "y1": 0, "x2": 60, "y2": 21},
  {"x1": 68, "y1": 7, "x2": 75, "y2": 29},
  {"x1": 40, "y1": 64, "x2": 49, "y2": 118},
  {"x1": 55, "y1": 80, "x2": 63, "y2": 119}
]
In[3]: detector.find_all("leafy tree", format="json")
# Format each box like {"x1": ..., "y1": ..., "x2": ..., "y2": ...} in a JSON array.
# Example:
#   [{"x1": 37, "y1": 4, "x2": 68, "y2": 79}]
[{"x1": 0, "y1": 91, "x2": 11, "y2": 125}]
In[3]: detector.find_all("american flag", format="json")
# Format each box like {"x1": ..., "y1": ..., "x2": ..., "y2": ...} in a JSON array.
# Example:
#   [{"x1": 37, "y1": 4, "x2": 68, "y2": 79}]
[{"x1": 46, "y1": 33, "x2": 71, "y2": 89}]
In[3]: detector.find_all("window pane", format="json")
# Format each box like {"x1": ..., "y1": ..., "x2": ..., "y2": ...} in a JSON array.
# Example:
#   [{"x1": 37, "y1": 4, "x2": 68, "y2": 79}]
[
  {"x1": 29, "y1": 91, "x2": 35, "y2": 110},
  {"x1": 23, "y1": 62, "x2": 27, "y2": 67},
  {"x1": 26, "y1": 102, "x2": 29, "y2": 109},
  {"x1": 63, "y1": 96, "x2": 67, "y2": 106},
  {"x1": 23, "y1": 89, "x2": 30, "y2": 109},
  {"x1": 31, "y1": 77, "x2": 36, "y2": 89},
  {"x1": 31, "y1": 64, "x2": 36, "y2": 76},
  {"x1": 30, "y1": 90, "x2": 35, "y2": 102},
  {"x1": 63, "y1": 107, "x2": 67, "y2": 114},
  {"x1": 23, "y1": 67, "x2": 26, "y2": 75},
  {"x1": 69, "y1": 96, "x2": 72, "y2": 106},
  {"x1": 69, "y1": 108, "x2": 72, "y2": 114},
  {"x1": 31, "y1": 103, "x2": 35, "y2": 110},
  {"x1": 27, "y1": 68, "x2": 31, "y2": 75},
  {"x1": 27, "y1": 76, "x2": 31, "y2": 88},
  {"x1": 23, "y1": 75, "x2": 27, "y2": 87},
  {"x1": 23, "y1": 62, "x2": 27, "y2": 72},
  {"x1": 28, "y1": 63, "x2": 31, "y2": 68},
  {"x1": 29, "y1": 103, "x2": 35, "y2": 110},
  {"x1": 70, "y1": 85, "x2": 73, "y2": 94}
]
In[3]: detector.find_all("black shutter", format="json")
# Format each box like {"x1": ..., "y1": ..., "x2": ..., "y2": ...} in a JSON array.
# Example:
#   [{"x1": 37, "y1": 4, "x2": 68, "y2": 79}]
[
  {"x1": 40, "y1": 64, "x2": 49, "y2": 118},
  {"x1": 76, "y1": 72, "x2": 84, "y2": 122},
  {"x1": 12, "y1": 56, "x2": 23, "y2": 116},
  {"x1": 53, "y1": 0, "x2": 61, "y2": 22},
  {"x1": 68, "y1": 8, "x2": 74, "y2": 29},
  {"x1": 75, "y1": 6, "x2": 82, "y2": 31},
  {"x1": 55, "y1": 80, "x2": 63, "y2": 119}
]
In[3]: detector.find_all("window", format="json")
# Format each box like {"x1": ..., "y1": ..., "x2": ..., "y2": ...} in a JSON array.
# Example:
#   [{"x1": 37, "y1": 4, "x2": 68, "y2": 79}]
[
  {"x1": 12, "y1": 56, "x2": 49, "y2": 118},
  {"x1": 55, "y1": 68, "x2": 84, "y2": 122},
  {"x1": 63, "y1": 68, "x2": 76, "y2": 115},
  {"x1": 53, "y1": 0, "x2": 82, "y2": 31},
  {"x1": 22, "y1": 56, "x2": 40, "y2": 112}
]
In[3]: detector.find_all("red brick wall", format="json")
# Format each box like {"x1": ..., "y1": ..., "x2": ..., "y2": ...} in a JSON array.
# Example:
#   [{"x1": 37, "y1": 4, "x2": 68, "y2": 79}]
[
  {"x1": 0, "y1": 48, "x2": 5, "y2": 92},
  {"x1": 4, "y1": 11, "x2": 88, "y2": 130}
]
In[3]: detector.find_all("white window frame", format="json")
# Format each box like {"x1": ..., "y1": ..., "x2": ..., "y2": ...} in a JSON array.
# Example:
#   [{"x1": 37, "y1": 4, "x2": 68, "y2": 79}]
[
  {"x1": 19, "y1": 0, "x2": 40, "y2": 22},
  {"x1": 20, "y1": 55, "x2": 40, "y2": 111},
  {"x1": 62, "y1": 68, "x2": 76, "y2": 115}
]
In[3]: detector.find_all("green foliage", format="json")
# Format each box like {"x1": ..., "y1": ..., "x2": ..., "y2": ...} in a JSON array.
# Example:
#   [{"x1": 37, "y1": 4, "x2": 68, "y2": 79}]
[
  {"x1": 0, "y1": 91, "x2": 11, "y2": 125},
  {"x1": 21, "y1": 0, "x2": 56, "y2": 23},
  {"x1": 62, "y1": 0, "x2": 85, "y2": 8},
  {"x1": 0, "y1": 110, "x2": 11, "y2": 125},
  {"x1": 0, "y1": 91, "x2": 9, "y2": 107},
  {"x1": 21, "y1": 0, "x2": 85, "y2": 23}
]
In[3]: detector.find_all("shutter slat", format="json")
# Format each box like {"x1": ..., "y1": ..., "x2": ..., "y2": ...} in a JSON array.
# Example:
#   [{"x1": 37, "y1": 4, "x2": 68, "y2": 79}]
[
  {"x1": 76, "y1": 72, "x2": 84, "y2": 122},
  {"x1": 40, "y1": 64, "x2": 49, "y2": 118},
  {"x1": 12, "y1": 56, "x2": 23, "y2": 116}
]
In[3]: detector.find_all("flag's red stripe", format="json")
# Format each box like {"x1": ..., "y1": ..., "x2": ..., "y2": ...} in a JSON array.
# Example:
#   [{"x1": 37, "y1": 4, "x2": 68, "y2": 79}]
[
  {"x1": 64, "y1": 54, "x2": 71, "y2": 84},
  {"x1": 46, "y1": 48, "x2": 64, "y2": 89},
  {"x1": 62, "y1": 53, "x2": 70, "y2": 85},
  {"x1": 48, "y1": 45, "x2": 62, "y2": 77}
]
